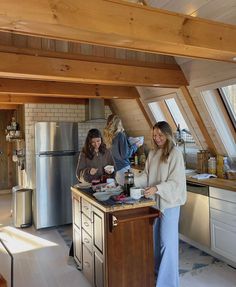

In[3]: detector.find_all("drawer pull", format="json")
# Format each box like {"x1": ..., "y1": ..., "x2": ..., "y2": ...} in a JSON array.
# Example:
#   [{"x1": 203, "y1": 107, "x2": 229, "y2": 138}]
[
  {"x1": 84, "y1": 238, "x2": 90, "y2": 243},
  {"x1": 84, "y1": 222, "x2": 89, "y2": 227},
  {"x1": 84, "y1": 206, "x2": 89, "y2": 210}
]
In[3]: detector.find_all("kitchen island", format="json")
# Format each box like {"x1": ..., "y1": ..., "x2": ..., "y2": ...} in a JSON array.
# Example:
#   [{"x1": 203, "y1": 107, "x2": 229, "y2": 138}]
[{"x1": 71, "y1": 186, "x2": 159, "y2": 287}]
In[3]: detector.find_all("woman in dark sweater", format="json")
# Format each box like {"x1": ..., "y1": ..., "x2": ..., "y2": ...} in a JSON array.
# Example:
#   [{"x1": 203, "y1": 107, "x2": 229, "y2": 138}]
[
  {"x1": 104, "y1": 114, "x2": 141, "y2": 185},
  {"x1": 76, "y1": 128, "x2": 114, "y2": 183}
]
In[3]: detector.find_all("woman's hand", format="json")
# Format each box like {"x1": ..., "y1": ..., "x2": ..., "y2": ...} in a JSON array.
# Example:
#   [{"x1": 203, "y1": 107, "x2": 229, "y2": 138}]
[
  {"x1": 90, "y1": 168, "x2": 98, "y2": 175},
  {"x1": 144, "y1": 186, "x2": 157, "y2": 197}
]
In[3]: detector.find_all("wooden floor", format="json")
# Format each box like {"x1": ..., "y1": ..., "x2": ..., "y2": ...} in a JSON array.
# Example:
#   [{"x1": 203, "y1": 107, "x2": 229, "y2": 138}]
[{"x1": 0, "y1": 193, "x2": 91, "y2": 287}]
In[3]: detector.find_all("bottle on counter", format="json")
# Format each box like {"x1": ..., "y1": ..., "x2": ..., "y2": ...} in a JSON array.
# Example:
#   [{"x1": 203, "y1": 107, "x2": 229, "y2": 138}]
[
  {"x1": 139, "y1": 152, "x2": 146, "y2": 167},
  {"x1": 134, "y1": 153, "x2": 139, "y2": 166},
  {"x1": 223, "y1": 157, "x2": 230, "y2": 179},
  {"x1": 208, "y1": 156, "x2": 216, "y2": 175}
]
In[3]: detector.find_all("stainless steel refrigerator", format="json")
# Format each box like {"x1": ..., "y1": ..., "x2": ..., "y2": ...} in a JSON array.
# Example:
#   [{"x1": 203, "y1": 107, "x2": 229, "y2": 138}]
[{"x1": 34, "y1": 122, "x2": 79, "y2": 229}]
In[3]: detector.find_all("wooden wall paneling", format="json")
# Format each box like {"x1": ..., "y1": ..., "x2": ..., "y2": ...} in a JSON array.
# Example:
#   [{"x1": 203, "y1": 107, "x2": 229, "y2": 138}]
[
  {"x1": 80, "y1": 43, "x2": 94, "y2": 55},
  {"x1": 1, "y1": 0, "x2": 236, "y2": 62},
  {"x1": 27, "y1": 36, "x2": 42, "y2": 49},
  {"x1": 12, "y1": 34, "x2": 27, "y2": 48},
  {"x1": 0, "y1": 52, "x2": 187, "y2": 87},
  {"x1": 179, "y1": 86, "x2": 216, "y2": 153},
  {"x1": 68, "y1": 42, "x2": 81, "y2": 54},
  {"x1": 42, "y1": 38, "x2": 56, "y2": 51},
  {"x1": 0, "y1": 32, "x2": 12, "y2": 45},
  {"x1": 136, "y1": 98, "x2": 153, "y2": 128},
  {"x1": 104, "y1": 47, "x2": 116, "y2": 58},
  {"x1": 110, "y1": 99, "x2": 152, "y2": 148},
  {"x1": 55, "y1": 39, "x2": 68, "y2": 53}
]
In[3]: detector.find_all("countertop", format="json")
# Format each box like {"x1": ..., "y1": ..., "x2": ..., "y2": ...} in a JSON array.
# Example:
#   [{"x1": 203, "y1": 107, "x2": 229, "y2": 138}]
[
  {"x1": 187, "y1": 176, "x2": 236, "y2": 192},
  {"x1": 71, "y1": 186, "x2": 156, "y2": 212}
]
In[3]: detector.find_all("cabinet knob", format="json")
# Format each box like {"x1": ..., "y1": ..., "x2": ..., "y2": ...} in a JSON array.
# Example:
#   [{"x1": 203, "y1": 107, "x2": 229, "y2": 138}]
[{"x1": 84, "y1": 222, "x2": 89, "y2": 227}]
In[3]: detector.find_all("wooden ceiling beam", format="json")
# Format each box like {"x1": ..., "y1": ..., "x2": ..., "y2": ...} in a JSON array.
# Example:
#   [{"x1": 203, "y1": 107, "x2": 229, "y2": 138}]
[
  {"x1": 0, "y1": 0, "x2": 236, "y2": 62},
  {"x1": 0, "y1": 52, "x2": 187, "y2": 87},
  {"x1": 0, "y1": 103, "x2": 19, "y2": 109},
  {"x1": 0, "y1": 94, "x2": 86, "y2": 104},
  {"x1": 0, "y1": 78, "x2": 140, "y2": 99}
]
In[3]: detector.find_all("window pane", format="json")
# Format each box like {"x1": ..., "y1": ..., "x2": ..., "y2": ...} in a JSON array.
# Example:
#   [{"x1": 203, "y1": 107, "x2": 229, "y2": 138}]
[
  {"x1": 148, "y1": 102, "x2": 166, "y2": 122},
  {"x1": 165, "y1": 98, "x2": 188, "y2": 130},
  {"x1": 221, "y1": 85, "x2": 236, "y2": 128}
]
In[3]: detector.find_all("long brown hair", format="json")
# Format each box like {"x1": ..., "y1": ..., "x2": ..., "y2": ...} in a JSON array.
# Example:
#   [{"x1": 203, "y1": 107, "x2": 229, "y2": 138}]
[
  {"x1": 152, "y1": 121, "x2": 175, "y2": 162},
  {"x1": 82, "y1": 129, "x2": 106, "y2": 160},
  {"x1": 103, "y1": 114, "x2": 124, "y2": 148}
]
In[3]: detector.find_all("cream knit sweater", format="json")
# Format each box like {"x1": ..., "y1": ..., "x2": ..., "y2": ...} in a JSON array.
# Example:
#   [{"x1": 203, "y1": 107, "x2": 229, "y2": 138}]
[{"x1": 134, "y1": 147, "x2": 187, "y2": 211}]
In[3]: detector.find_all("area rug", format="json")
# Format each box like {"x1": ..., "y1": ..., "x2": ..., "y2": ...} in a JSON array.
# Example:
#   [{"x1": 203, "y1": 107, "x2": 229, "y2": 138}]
[{"x1": 57, "y1": 224, "x2": 72, "y2": 248}]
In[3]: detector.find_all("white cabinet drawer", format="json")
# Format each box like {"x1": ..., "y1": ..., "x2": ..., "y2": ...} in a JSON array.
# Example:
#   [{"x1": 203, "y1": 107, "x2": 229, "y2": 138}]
[
  {"x1": 210, "y1": 187, "x2": 236, "y2": 203},
  {"x1": 83, "y1": 245, "x2": 93, "y2": 285},
  {"x1": 210, "y1": 197, "x2": 236, "y2": 216},
  {"x1": 82, "y1": 198, "x2": 92, "y2": 219},
  {"x1": 211, "y1": 219, "x2": 236, "y2": 263},
  {"x1": 82, "y1": 230, "x2": 93, "y2": 252},
  {"x1": 82, "y1": 213, "x2": 92, "y2": 236},
  {"x1": 210, "y1": 208, "x2": 236, "y2": 227}
]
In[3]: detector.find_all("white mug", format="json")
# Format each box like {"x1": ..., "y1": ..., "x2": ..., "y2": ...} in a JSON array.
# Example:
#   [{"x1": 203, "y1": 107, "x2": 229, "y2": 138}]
[{"x1": 130, "y1": 187, "x2": 144, "y2": 200}]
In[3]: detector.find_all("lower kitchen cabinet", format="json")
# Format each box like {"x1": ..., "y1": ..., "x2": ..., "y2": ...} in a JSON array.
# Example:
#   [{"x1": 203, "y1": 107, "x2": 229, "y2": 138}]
[
  {"x1": 210, "y1": 187, "x2": 236, "y2": 263},
  {"x1": 72, "y1": 188, "x2": 159, "y2": 287}
]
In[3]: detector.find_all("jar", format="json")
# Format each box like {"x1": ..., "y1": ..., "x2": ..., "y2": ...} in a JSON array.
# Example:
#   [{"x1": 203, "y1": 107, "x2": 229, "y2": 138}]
[{"x1": 208, "y1": 157, "x2": 216, "y2": 175}]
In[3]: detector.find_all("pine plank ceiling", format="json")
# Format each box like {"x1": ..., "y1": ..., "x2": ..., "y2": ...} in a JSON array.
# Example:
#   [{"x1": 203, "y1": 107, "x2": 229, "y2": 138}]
[{"x1": 0, "y1": 0, "x2": 236, "y2": 105}]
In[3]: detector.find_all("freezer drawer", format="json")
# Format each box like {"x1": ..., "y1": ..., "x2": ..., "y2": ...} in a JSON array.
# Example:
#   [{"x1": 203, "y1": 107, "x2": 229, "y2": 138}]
[{"x1": 34, "y1": 154, "x2": 77, "y2": 229}]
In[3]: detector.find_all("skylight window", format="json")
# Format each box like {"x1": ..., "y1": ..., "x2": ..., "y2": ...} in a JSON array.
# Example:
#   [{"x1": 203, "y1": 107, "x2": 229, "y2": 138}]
[
  {"x1": 148, "y1": 102, "x2": 166, "y2": 122},
  {"x1": 148, "y1": 98, "x2": 195, "y2": 144},
  {"x1": 219, "y1": 84, "x2": 236, "y2": 130}
]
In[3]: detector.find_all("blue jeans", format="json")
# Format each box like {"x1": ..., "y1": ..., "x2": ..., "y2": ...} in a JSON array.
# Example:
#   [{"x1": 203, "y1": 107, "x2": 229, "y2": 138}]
[{"x1": 154, "y1": 206, "x2": 180, "y2": 287}]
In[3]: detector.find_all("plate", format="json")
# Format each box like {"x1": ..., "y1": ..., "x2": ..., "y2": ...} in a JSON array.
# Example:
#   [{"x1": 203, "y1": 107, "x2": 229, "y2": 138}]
[{"x1": 75, "y1": 182, "x2": 92, "y2": 189}]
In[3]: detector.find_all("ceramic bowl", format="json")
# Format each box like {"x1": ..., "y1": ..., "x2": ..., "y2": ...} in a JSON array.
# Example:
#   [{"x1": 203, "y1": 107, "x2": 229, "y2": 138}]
[{"x1": 93, "y1": 191, "x2": 111, "y2": 201}]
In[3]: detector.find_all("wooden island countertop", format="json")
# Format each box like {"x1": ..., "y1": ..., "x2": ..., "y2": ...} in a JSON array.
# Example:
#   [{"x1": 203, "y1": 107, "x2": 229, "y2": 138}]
[{"x1": 71, "y1": 186, "x2": 156, "y2": 212}]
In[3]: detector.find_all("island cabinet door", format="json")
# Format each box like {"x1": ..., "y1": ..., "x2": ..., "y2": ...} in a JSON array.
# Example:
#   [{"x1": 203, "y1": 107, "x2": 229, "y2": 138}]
[
  {"x1": 106, "y1": 207, "x2": 159, "y2": 287},
  {"x1": 73, "y1": 226, "x2": 82, "y2": 269},
  {"x1": 92, "y1": 206, "x2": 105, "y2": 287}
]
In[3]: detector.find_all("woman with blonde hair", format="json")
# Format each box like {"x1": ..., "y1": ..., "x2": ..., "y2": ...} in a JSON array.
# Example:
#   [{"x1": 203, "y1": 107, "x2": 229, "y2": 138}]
[
  {"x1": 134, "y1": 121, "x2": 186, "y2": 287},
  {"x1": 104, "y1": 114, "x2": 140, "y2": 185}
]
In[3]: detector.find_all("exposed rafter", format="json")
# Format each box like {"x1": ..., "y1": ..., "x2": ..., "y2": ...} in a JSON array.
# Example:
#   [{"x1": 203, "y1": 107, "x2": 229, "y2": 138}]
[
  {"x1": 0, "y1": 78, "x2": 140, "y2": 99},
  {"x1": 0, "y1": 94, "x2": 86, "y2": 104},
  {"x1": 0, "y1": 0, "x2": 236, "y2": 62},
  {"x1": 0, "y1": 52, "x2": 187, "y2": 87}
]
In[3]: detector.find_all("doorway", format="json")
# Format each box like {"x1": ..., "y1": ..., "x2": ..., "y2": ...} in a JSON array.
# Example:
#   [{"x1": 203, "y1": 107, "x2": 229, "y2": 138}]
[{"x1": 0, "y1": 110, "x2": 17, "y2": 191}]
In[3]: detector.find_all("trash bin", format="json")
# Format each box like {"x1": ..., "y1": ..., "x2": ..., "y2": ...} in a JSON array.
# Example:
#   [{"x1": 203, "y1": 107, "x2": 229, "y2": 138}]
[{"x1": 13, "y1": 186, "x2": 32, "y2": 228}]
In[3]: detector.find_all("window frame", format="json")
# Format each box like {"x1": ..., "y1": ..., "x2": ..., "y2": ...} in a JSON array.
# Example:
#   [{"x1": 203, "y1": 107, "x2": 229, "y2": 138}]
[{"x1": 218, "y1": 87, "x2": 236, "y2": 131}]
